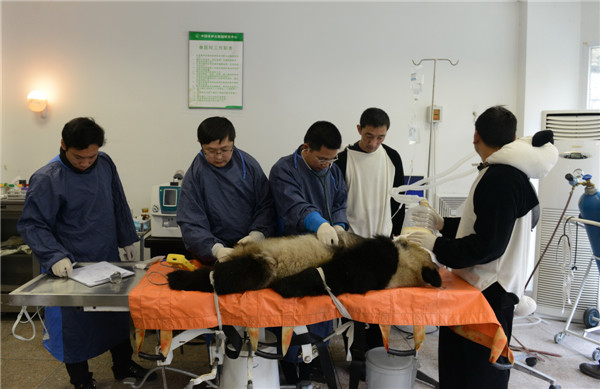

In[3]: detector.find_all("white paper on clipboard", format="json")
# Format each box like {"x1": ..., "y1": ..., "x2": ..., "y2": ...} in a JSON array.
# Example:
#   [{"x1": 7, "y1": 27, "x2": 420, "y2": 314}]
[{"x1": 69, "y1": 261, "x2": 134, "y2": 287}]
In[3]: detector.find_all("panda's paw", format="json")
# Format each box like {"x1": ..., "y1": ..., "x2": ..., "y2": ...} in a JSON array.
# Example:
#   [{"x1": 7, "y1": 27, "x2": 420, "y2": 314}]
[
  {"x1": 422, "y1": 267, "x2": 442, "y2": 287},
  {"x1": 167, "y1": 268, "x2": 213, "y2": 292}
]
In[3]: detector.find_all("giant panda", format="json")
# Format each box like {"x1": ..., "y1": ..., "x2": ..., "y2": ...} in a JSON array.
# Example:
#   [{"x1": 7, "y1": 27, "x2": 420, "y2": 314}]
[{"x1": 167, "y1": 230, "x2": 442, "y2": 297}]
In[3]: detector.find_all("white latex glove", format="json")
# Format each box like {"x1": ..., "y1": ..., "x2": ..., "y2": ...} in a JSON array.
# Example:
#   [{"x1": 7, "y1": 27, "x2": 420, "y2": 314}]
[
  {"x1": 123, "y1": 245, "x2": 137, "y2": 261},
  {"x1": 333, "y1": 225, "x2": 345, "y2": 232},
  {"x1": 406, "y1": 231, "x2": 437, "y2": 251},
  {"x1": 410, "y1": 206, "x2": 444, "y2": 231},
  {"x1": 51, "y1": 257, "x2": 73, "y2": 278},
  {"x1": 237, "y1": 230, "x2": 265, "y2": 245},
  {"x1": 211, "y1": 243, "x2": 234, "y2": 261},
  {"x1": 317, "y1": 223, "x2": 339, "y2": 246}
]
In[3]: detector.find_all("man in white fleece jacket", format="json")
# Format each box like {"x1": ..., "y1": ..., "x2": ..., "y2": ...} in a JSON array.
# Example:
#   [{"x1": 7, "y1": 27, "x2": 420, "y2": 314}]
[{"x1": 408, "y1": 106, "x2": 558, "y2": 389}]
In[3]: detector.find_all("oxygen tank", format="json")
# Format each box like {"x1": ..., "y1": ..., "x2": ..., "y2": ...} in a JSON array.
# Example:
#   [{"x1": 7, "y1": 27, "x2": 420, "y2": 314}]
[{"x1": 578, "y1": 175, "x2": 600, "y2": 259}]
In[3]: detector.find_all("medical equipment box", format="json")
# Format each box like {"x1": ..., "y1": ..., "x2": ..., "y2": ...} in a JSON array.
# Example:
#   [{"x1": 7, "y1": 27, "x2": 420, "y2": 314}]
[{"x1": 150, "y1": 183, "x2": 182, "y2": 238}]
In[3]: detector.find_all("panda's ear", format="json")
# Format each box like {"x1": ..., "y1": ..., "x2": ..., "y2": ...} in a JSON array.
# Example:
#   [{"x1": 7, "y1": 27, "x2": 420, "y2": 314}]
[{"x1": 532, "y1": 130, "x2": 554, "y2": 147}]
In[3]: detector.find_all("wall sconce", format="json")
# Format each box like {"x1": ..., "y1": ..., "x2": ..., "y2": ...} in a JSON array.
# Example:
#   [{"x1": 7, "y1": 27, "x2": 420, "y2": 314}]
[{"x1": 27, "y1": 90, "x2": 48, "y2": 118}]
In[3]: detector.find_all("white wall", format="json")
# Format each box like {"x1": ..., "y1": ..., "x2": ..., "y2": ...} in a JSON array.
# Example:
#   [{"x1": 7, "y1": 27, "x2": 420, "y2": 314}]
[{"x1": 2, "y1": 1, "x2": 594, "y2": 217}]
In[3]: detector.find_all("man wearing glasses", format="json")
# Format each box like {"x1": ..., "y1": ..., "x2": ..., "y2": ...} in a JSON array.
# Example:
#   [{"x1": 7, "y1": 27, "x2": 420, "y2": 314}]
[
  {"x1": 269, "y1": 120, "x2": 347, "y2": 387},
  {"x1": 176, "y1": 116, "x2": 276, "y2": 263},
  {"x1": 269, "y1": 120, "x2": 348, "y2": 244}
]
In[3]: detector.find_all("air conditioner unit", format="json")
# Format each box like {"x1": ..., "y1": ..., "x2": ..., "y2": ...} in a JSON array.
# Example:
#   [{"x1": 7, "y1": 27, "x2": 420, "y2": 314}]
[
  {"x1": 533, "y1": 110, "x2": 600, "y2": 322},
  {"x1": 436, "y1": 194, "x2": 467, "y2": 217}
]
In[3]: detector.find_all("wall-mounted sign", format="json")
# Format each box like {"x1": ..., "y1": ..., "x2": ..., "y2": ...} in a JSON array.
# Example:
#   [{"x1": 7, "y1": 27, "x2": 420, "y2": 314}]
[{"x1": 188, "y1": 31, "x2": 243, "y2": 109}]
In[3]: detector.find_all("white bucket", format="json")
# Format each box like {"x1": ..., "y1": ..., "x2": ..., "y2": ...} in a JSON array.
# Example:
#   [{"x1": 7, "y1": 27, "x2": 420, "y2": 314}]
[
  {"x1": 365, "y1": 347, "x2": 419, "y2": 389},
  {"x1": 220, "y1": 330, "x2": 280, "y2": 389}
]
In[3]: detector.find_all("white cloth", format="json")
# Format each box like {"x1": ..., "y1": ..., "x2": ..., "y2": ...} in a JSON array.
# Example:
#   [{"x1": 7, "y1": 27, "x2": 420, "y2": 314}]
[{"x1": 345, "y1": 147, "x2": 395, "y2": 237}]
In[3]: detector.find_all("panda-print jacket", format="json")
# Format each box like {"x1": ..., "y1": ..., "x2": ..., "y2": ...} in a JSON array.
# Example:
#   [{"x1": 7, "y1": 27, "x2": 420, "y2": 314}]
[{"x1": 432, "y1": 131, "x2": 558, "y2": 299}]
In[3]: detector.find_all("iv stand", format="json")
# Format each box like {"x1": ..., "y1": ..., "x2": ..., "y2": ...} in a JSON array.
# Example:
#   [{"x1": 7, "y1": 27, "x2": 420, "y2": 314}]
[{"x1": 411, "y1": 58, "x2": 459, "y2": 204}]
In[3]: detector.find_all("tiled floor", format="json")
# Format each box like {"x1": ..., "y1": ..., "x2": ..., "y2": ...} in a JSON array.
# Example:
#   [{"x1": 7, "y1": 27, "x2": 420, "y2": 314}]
[{"x1": 1, "y1": 310, "x2": 600, "y2": 389}]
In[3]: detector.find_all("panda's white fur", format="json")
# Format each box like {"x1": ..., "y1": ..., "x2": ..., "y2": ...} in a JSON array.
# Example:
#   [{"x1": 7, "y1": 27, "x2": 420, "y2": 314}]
[{"x1": 167, "y1": 230, "x2": 441, "y2": 297}]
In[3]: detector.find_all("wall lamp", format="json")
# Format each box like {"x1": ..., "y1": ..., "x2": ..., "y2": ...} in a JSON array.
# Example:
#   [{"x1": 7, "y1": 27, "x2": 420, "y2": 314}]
[{"x1": 27, "y1": 90, "x2": 48, "y2": 118}]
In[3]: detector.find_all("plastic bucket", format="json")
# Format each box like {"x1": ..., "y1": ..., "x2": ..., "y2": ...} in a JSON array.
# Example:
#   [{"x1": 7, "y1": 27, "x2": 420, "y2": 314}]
[
  {"x1": 220, "y1": 331, "x2": 280, "y2": 389},
  {"x1": 365, "y1": 347, "x2": 418, "y2": 389}
]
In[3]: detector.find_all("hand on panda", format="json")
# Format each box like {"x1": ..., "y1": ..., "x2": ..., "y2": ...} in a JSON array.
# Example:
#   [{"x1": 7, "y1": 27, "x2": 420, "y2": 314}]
[
  {"x1": 237, "y1": 230, "x2": 265, "y2": 245},
  {"x1": 317, "y1": 223, "x2": 339, "y2": 245},
  {"x1": 406, "y1": 231, "x2": 437, "y2": 251},
  {"x1": 212, "y1": 243, "x2": 234, "y2": 261}
]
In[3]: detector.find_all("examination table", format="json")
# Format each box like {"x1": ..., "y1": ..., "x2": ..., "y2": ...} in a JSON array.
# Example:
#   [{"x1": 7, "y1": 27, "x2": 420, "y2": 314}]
[
  {"x1": 9, "y1": 261, "x2": 512, "y2": 388},
  {"x1": 129, "y1": 262, "x2": 513, "y2": 388}
]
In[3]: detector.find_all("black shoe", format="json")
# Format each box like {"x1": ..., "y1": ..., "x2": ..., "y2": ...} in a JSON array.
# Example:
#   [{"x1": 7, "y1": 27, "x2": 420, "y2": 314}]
[
  {"x1": 580, "y1": 362, "x2": 600, "y2": 379},
  {"x1": 73, "y1": 379, "x2": 96, "y2": 389},
  {"x1": 113, "y1": 361, "x2": 157, "y2": 381}
]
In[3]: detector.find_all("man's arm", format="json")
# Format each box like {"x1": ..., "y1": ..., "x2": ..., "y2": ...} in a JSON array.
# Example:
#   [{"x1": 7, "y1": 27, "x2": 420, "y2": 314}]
[
  {"x1": 383, "y1": 145, "x2": 405, "y2": 235},
  {"x1": 176, "y1": 164, "x2": 221, "y2": 258},
  {"x1": 433, "y1": 168, "x2": 524, "y2": 269},
  {"x1": 329, "y1": 166, "x2": 349, "y2": 228},
  {"x1": 17, "y1": 172, "x2": 73, "y2": 271},
  {"x1": 269, "y1": 159, "x2": 320, "y2": 234},
  {"x1": 108, "y1": 156, "x2": 139, "y2": 247},
  {"x1": 246, "y1": 156, "x2": 276, "y2": 238}
]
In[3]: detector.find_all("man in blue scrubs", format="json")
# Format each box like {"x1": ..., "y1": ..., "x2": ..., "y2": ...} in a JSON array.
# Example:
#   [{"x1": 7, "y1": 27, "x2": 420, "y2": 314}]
[
  {"x1": 176, "y1": 116, "x2": 276, "y2": 263},
  {"x1": 269, "y1": 120, "x2": 348, "y2": 241},
  {"x1": 269, "y1": 120, "x2": 348, "y2": 386},
  {"x1": 18, "y1": 117, "x2": 154, "y2": 389}
]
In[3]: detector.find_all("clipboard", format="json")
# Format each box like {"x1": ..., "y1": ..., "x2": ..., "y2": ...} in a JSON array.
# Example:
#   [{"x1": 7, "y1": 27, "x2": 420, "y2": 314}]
[{"x1": 69, "y1": 261, "x2": 134, "y2": 287}]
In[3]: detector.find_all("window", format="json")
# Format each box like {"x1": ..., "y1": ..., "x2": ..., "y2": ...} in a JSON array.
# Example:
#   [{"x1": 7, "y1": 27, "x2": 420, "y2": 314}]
[{"x1": 588, "y1": 46, "x2": 600, "y2": 109}]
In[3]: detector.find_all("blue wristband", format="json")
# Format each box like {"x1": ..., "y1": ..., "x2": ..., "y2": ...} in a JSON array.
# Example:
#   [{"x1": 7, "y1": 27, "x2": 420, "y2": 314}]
[{"x1": 303, "y1": 211, "x2": 328, "y2": 232}]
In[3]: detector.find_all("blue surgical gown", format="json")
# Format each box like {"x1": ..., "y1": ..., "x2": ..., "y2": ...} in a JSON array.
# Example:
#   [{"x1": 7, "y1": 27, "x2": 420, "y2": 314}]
[
  {"x1": 269, "y1": 147, "x2": 347, "y2": 363},
  {"x1": 176, "y1": 148, "x2": 276, "y2": 259},
  {"x1": 17, "y1": 152, "x2": 138, "y2": 363},
  {"x1": 269, "y1": 148, "x2": 348, "y2": 235}
]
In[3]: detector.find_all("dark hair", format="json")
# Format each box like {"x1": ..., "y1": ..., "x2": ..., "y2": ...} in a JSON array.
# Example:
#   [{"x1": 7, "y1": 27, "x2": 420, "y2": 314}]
[
  {"x1": 360, "y1": 107, "x2": 390, "y2": 130},
  {"x1": 197, "y1": 117, "x2": 236, "y2": 145},
  {"x1": 61, "y1": 117, "x2": 105, "y2": 150},
  {"x1": 475, "y1": 106, "x2": 517, "y2": 148},
  {"x1": 304, "y1": 121, "x2": 342, "y2": 151}
]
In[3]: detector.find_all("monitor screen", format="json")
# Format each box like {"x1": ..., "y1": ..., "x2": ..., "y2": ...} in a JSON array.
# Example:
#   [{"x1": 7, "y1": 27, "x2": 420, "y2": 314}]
[{"x1": 163, "y1": 188, "x2": 178, "y2": 206}]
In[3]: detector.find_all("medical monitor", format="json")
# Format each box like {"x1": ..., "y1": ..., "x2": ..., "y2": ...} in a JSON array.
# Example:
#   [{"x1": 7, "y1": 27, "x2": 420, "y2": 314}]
[{"x1": 159, "y1": 186, "x2": 180, "y2": 214}]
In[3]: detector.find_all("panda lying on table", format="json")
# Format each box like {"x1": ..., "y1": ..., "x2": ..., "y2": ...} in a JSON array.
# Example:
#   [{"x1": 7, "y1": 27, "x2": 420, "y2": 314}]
[{"x1": 167, "y1": 230, "x2": 442, "y2": 297}]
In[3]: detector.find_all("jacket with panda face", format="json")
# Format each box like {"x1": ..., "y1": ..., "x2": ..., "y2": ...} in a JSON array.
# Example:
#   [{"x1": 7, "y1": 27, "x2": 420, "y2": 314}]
[{"x1": 432, "y1": 132, "x2": 558, "y2": 298}]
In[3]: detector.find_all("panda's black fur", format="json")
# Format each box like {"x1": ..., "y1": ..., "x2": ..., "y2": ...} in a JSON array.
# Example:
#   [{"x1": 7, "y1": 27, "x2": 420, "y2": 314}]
[{"x1": 167, "y1": 231, "x2": 442, "y2": 297}]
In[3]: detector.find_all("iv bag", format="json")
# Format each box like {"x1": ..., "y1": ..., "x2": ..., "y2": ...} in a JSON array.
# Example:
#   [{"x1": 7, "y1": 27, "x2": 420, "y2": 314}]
[
  {"x1": 408, "y1": 112, "x2": 420, "y2": 144},
  {"x1": 410, "y1": 65, "x2": 424, "y2": 101}
]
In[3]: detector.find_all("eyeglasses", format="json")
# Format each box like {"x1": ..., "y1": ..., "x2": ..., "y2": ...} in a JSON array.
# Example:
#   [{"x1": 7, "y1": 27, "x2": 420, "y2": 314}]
[
  {"x1": 316, "y1": 155, "x2": 338, "y2": 165},
  {"x1": 202, "y1": 147, "x2": 234, "y2": 157}
]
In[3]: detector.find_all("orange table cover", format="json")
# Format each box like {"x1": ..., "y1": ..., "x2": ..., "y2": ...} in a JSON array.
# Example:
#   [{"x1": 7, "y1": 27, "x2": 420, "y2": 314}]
[{"x1": 129, "y1": 263, "x2": 512, "y2": 363}]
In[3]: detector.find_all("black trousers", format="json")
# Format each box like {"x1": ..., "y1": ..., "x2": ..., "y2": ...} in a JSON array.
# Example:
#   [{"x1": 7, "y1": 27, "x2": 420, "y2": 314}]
[
  {"x1": 66, "y1": 338, "x2": 132, "y2": 386},
  {"x1": 438, "y1": 282, "x2": 517, "y2": 389}
]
